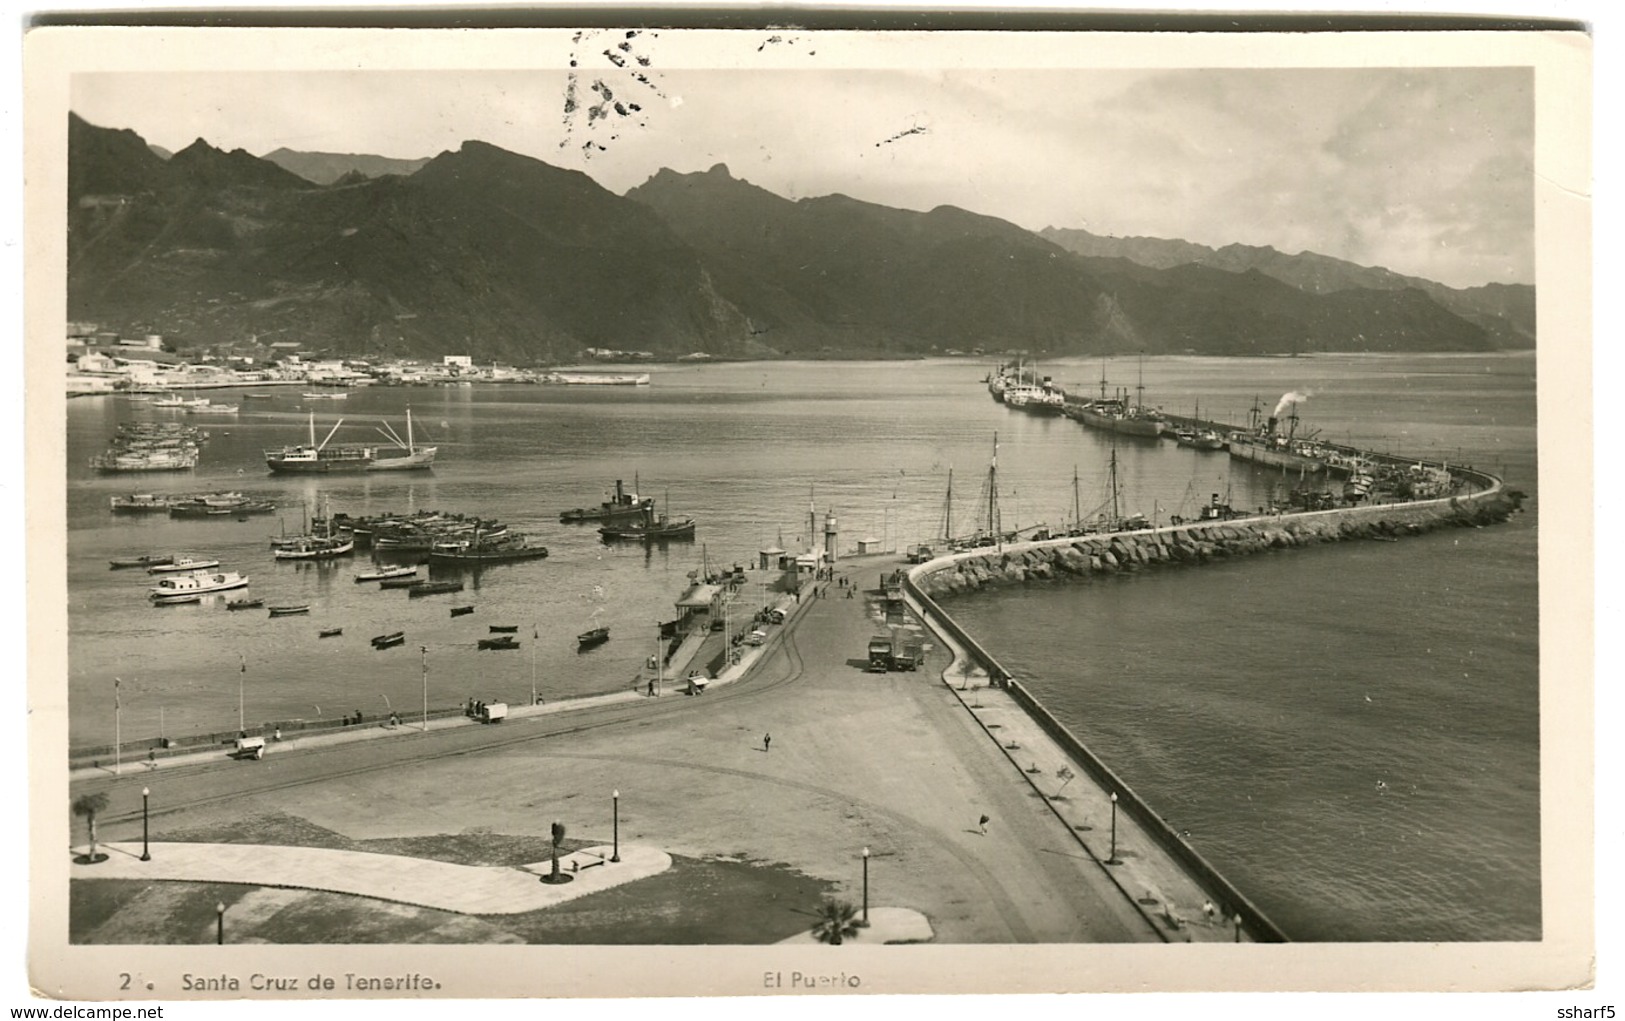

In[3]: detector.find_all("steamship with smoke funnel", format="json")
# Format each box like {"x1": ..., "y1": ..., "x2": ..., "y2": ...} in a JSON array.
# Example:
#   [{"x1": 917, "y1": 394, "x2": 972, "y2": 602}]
[{"x1": 1226, "y1": 392, "x2": 1334, "y2": 474}]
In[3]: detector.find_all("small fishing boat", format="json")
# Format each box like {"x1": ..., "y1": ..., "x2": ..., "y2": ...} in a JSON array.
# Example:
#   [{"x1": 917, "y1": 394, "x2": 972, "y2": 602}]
[
  {"x1": 372, "y1": 635, "x2": 406, "y2": 649},
  {"x1": 273, "y1": 536, "x2": 355, "y2": 560},
  {"x1": 450, "y1": 605, "x2": 475, "y2": 617},
  {"x1": 319, "y1": 627, "x2": 344, "y2": 638},
  {"x1": 378, "y1": 576, "x2": 422, "y2": 589},
  {"x1": 488, "y1": 625, "x2": 519, "y2": 634},
  {"x1": 147, "y1": 557, "x2": 222, "y2": 574},
  {"x1": 244, "y1": 393, "x2": 276, "y2": 400},
  {"x1": 355, "y1": 565, "x2": 417, "y2": 583},
  {"x1": 110, "y1": 553, "x2": 174, "y2": 570},
  {"x1": 407, "y1": 580, "x2": 464, "y2": 598},
  {"x1": 226, "y1": 598, "x2": 264, "y2": 611},
  {"x1": 268, "y1": 604, "x2": 311, "y2": 617},
  {"x1": 478, "y1": 636, "x2": 521, "y2": 651},
  {"x1": 577, "y1": 627, "x2": 610, "y2": 649},
  {"x1": 301, "y1": 392, "x2": 349, "y2": 400}
]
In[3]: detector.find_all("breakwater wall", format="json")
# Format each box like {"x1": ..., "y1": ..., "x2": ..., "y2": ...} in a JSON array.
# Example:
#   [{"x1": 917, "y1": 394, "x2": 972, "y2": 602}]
[
  {"x1": 903, "y1": 463, "x2": 1522, "y2": 943},
  {"x1": 913, "y1": 469, "x2": 1518, "y2": 601}
]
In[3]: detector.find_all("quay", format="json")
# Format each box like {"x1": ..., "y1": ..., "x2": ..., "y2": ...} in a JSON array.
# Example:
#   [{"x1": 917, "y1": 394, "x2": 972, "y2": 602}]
[{"x1": 64, "y1": 450, "x2": 1522, "y2": 955}]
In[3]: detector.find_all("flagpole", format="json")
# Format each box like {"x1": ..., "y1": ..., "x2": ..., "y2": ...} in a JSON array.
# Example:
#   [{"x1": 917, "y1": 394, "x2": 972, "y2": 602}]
[
  {"x1": 237, "y1": 654, "x2": 245, "y2": 733},
  {"x1": 114, "y1": 677, "x2": 122, "y2": 775},
  {"x1": 420, "y1": 646, "x2": 428, "y2": 733},
  {"x1": 530, "y1": 623, "x2": 537, "y2": 705}
]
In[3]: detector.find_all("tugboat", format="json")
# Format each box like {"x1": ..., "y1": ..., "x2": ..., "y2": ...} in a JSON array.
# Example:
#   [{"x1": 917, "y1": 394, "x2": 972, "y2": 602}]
[
  {"x1": 559, "y1": 478, "x2": 657, "y2": 524},
  {"x1": 598, "y1": 494, "x2": 695, "y2": 543}
]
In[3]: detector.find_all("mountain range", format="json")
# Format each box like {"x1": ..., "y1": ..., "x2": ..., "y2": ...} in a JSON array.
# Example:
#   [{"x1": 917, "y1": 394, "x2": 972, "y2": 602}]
[{"x1": 67, "y1": 113, "x2": 1533, "y2": 361}]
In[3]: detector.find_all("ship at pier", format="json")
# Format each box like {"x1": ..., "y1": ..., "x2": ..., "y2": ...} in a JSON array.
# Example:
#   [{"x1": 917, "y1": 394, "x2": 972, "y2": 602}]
[
  {"x1": 1226, "y1": 393, "x2": 1333, "y2": 475},
  {"x1": 265, "y1": 410, "x2": 436, "y2": 474}
]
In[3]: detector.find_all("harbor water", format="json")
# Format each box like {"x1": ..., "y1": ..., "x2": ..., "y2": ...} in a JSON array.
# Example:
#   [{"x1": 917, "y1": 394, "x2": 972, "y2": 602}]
[{"x1": 64, "y1": 353, "x2": 1538, "y2": 942}]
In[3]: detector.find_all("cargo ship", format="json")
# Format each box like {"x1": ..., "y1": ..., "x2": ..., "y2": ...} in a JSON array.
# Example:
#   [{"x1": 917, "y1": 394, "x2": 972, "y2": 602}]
[
  {"x1": 265, "y1": 410, "x2": 435, "y2": 474},
  {"x1": 1226, "y1": 395, "x2": 1331, "y2": 475}
]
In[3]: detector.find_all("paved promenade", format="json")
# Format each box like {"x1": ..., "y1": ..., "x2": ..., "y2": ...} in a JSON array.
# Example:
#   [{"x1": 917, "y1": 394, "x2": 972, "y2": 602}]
[{"x1": 71, "y1": 552, "x2": 1253, "y2": 943}]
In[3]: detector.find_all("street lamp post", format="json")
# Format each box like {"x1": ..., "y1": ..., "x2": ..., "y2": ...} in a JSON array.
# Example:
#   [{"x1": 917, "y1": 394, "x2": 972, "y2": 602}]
[
  {"x1": 420, "y1": 646, "x2": 429, "y2": 733},
  {"x1": 611, "y1": 790, "x2": 621, "y2": 863},
  {"x1": 1234, "y1": 913, "x2": 1244, "y2": 943},
  {"x1": 860, "y1": 846, "x2": 870, "y2": 927},
  {"x1": 139, "y1": 787, "x2": 151, "y2": 861},
  {"x1": 215, "y1": 902, "x2": 225, "y2": 945},
  {"x1": 1107, "y1": 791, "x2": 1122, "y2": 865}
]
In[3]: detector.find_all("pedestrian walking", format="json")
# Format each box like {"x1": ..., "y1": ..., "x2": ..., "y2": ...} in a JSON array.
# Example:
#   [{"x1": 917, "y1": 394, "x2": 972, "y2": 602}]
[
  {"x1": 1202, "y1": 900, "x2": 1218, "y2": 924},
  {"x1": 764, "y1": 733, "x2": 772, "y2": 753},
  {"x1": 978, "y1": 813, "x2": 990, "y2": 835}
]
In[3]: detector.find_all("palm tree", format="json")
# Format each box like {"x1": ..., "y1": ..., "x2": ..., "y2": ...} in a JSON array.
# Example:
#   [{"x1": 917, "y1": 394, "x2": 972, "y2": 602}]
[
  {"x1": 811, "y1": 898, "x2": 861, "y2": 945},
  {"x1": 72, "y1": 792, "x2": 109, "y2": 862},
  {"x1": 1053, "y1": 765, "x2": 1076, "y2": 799},
  {"x1": 549, "y1": 820, "x2": 566, "y2": 881}
]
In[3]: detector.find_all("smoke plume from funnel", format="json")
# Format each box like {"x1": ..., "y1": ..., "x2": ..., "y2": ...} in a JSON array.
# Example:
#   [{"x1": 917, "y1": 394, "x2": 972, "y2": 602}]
[{"x1": 1273, "y1": 391, "x2": 1311, "y2": 419}]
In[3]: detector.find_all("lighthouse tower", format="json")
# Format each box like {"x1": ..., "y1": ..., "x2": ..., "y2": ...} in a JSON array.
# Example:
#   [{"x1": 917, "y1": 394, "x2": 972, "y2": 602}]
[{"x1": 823, "y1": 511, "x2": 839, "y2": 563}]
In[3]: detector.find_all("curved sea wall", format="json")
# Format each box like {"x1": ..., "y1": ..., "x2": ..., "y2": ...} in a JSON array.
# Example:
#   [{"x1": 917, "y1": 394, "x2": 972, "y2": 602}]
[{"x1": 903, "y1": 462, "x2": 1523, "y2": 942}]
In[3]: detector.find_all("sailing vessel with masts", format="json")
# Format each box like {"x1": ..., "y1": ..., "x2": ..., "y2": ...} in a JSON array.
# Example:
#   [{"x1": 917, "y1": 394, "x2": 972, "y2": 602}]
[{"x1": 265, "y1": 410, "x2": 437, "y2": 473}]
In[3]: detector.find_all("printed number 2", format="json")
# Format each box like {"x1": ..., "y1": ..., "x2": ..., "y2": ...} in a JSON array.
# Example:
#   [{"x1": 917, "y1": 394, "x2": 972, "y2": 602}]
[{"x1": 120, "y1": 974, "x2": 131, "y2": 990}]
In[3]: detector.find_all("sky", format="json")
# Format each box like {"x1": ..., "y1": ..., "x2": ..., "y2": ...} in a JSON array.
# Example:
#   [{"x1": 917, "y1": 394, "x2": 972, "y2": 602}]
[{"x1": 69, "y1": 59, "x2": 1534, "y2": 290}]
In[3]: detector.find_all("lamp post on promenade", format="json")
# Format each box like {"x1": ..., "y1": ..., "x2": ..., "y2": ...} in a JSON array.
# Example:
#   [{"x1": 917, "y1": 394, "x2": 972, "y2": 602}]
[
  {"x1": 611, "y1": 790, "x2": 621, "y2": 863},
  {"x1": 139, "y1": 787, "x2": 151, "y2": 862},
  {"x1": 860, "y1": 847, "x2": 871, "y2": 927},
  {"x1": 1234, "y1": 914, "x2": 1244, "y2": 943},
  {"x1": 215, "y1": 902, "x2": 225, "y2": 945},
  {"x1": 420, "y1": 646, "x2": 429, "y2": 733},
  {"x1": 1107, "y1": 792, "x2": 1122, "y2": 866}
]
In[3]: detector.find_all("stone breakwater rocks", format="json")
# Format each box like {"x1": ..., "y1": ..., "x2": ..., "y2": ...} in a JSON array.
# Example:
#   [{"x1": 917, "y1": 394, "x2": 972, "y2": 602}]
[{"x1": 915, "y1": 492, "x2": 1523, "y2": 600}]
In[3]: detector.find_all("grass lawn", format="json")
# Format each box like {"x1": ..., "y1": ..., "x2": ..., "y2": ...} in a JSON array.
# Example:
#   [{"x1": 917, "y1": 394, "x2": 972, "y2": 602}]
[{"x1": 71, "y1": 814, "x2": 835, "y2": 944}]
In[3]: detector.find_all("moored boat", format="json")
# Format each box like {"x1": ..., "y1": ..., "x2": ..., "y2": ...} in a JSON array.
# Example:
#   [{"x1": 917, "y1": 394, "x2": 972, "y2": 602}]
[
  {"x1": 273, "y1": 536, "x2": 356, "y2": 560},
  {"x1": 149, "y1": 570, "x2": 249, "y2": 603},
  {"x1": 226, "y1": 598, "x2": 264, "y2": 611},
  {"x1": 450, "y1": 605, "x2": 475, "y2": 617},
  {"x1": 559, "y1": 479, "x2": 657, "y2": 524},
  {"x1": 407, "y1": 581, "x2": 464, "y2": 598},
  {"x1": 319, "y1": 627, "x2": 344, "y2": 638},
  {"x1": 426, "y1": 540, "x2": 550, "y2": 565},
  {"x1": 268, "y1": 604, "x2": 311, "y2": 617},
  {"x1": 598, "y1": 514, "x2": 695, "y2": 542},
  {"x1": 110, "y1": 494, "x2": 173, "y2": 514},
  {"x1": 265, "y1": 410, "x2": 436, "y2": 474},
  {"x1": 379, "y1": 576, "x2": 423, "y2": 589},
  {"x1": 110, "y1": 553, "x2": 174, "y2": 570},
  {"x1": 370, "y1": 631, "x2": 406, "y2": 646},
  {"x1": 577, "y1": 626, "x2": 610, "y2": 648},
  {"x1": 478, "y1": 636, "x2": 521, "y2": 650},
  {"x1": 147, "y1": 557, "x2": 222, "y2": 574},
  {"x1": 488, "y1": 625, "x2": 519, "y2": 634},
  {"x1": 355, "y1": 565, "x2": 418, "y2": 583}
]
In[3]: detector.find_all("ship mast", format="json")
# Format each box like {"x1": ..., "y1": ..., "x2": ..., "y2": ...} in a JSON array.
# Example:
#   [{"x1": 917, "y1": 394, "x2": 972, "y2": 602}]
[
  {"x1": 940, "y1": 467, "x2": 954, "y2": 544},
  {"x1": 1072, "y1": 464, "x2": 1081, "y2": 532},
  {"x1": 1136, "y1": 352, "x2": 1146, "y2": 412},
  {"x1": 986, "y1": 433, "x2": 1002, "y2": 550},
  {"x1": 1109, "y1": 437, "x2": 1121, "y2": 528},
  {"x1": 1098, "y1": 358, "x2": 1108, "y2": 401}
]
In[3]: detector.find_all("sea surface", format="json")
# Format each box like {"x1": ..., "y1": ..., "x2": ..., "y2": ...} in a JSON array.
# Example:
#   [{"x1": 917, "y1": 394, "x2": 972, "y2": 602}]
[{"x1": 62, "y1": 353, "x2": 1539, "y2": 942}]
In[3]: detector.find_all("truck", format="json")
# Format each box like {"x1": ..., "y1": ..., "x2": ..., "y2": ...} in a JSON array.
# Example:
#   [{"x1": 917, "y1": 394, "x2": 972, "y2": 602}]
[
  {"x1": 478, "y1": 702, "x2": 508, "y2": 724},
  {"x1": 887, "y1": 629, "x2": 923, "y2": 672},
  {"x1": 867, "y1": 631, "x2": 923, "y2": 672},
  {"x1": 867, "y1": 636, "x2": 893, "y2": 672}
]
